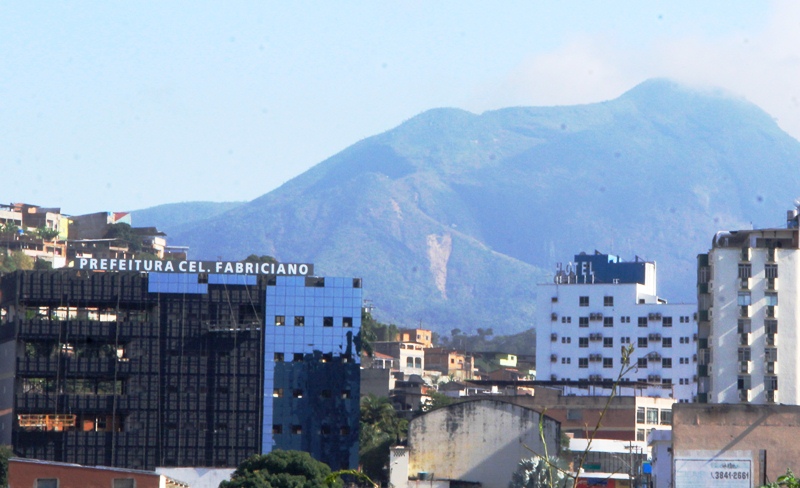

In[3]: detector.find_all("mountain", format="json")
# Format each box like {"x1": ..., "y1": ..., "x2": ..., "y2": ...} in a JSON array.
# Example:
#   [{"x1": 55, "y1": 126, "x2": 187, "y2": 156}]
[
  {"x1": 135, "y1": 79, "x2": 800, "y2": 335},
  {"x1": 130, "y1": 201, "x2": 244, "y2": 231}
]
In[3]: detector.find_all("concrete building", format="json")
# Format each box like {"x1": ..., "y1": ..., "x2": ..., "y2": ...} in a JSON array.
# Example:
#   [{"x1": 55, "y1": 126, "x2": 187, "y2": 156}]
[
  {"x1": 672, "y1": 403, "x2": 800, "y2": 487},
  {"x1": 391, "y1": 398, "x2": 561, "y2": 488},
  {"x1": 397, "y1": 328, "x2": 433, "y2": 348},
  {"x1": 372, "y1": 341, "x2": 425, "y2": 376},
  {"x1": 424, "y1": 347, "x2": 474, "y2": 380},
  {"x1": 8, "y1": 457, "x2": 188, "y2": 488},
  {"x1": 536, "y1": 252, "x2": 698, "y2": 402},
  {"x1": 647, "y1": 429, "x2": 672, "y2": 488},
  {"x1": 0, "y1": 260, "x2": 361, "y2": 471},
  {"x1": 697, "y1": 208, "x2": 800, "y2": 405}
]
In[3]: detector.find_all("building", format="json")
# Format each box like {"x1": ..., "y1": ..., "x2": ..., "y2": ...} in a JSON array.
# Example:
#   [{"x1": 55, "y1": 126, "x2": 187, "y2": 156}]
[
  {"x1": 397, "y1": 328, "x2": 433, "y2": 348},
  {"x1": 671, "y1": 403, "x2": 800, "y2": 487},
  {"x1": 390, "y1": 398, "x2": 562, "y2": 488},
  {"x1": 424, "y1": 347, "x2": 474, "y2": 380},
  {"x1": 372, "y1": 341, "x2": 425, "y2": 376},
  {"x1": 0, "y1": 259, "x2": 361, "y2": 471},
  {"x1": 8, "y1": 457, "x2": 188, "y2": 488},
  {"x1": 696, "y1": 208, "x2": 800, "y2": 405},
  {"x1": 536, "y1": 252, "x2": 698, "y2": 402}
]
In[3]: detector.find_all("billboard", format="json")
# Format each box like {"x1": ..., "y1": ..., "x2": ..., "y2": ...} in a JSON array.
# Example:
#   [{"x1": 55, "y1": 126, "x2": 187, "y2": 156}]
[{"x1": 76, "y1": 258, "x2": 314, "y2": 276}]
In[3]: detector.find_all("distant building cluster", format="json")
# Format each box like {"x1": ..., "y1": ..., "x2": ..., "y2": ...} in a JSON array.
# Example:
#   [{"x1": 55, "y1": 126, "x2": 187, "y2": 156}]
[
  {"x1": 6, "y1": 202, "x2": 800, "y2": 488},
  {"x1": 0, "y1": 202, "x2": 186, "y2": 269}
]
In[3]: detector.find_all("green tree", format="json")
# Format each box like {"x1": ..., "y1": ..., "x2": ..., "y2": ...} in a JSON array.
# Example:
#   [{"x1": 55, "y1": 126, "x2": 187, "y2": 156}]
[
  {"x1": 421, "y1": 391, "x2": 453, "y2": 412},
  {"x1": 220, "y1": 450, "x2": 336, "y2": 488},
  {"x1": 509, "y1": 457, "x2": 574, "y2": 488},
  {"x1": 35, "y1": 226, "x2": 59, "y2": 241},
  {"x1": 359, "y1": 395, "x2": 407, "y2": 484},
  {"x1": 0, "y1": 250, "x2": 34, "y2": 273},
  {"x1": 104, "y1": 223, "x2": 142, "y2": 253},
  {"x1": 356, "y1": 310, "x2": 399, "y2": 357},
  {"x1": 763, "y1": 469, "x2": 800, "y2": 488},
  {"x1": 243, "y1": 254, "x2": 278, "y2": 264},
  {"x1": 0, "y1": 444, "x2": 12, "y2": 488}
]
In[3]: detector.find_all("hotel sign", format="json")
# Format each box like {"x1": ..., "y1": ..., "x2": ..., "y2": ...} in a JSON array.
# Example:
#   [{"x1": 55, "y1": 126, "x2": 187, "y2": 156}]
[{"x1": 76, "y1": 258, "x2": 314, "y2": 276}]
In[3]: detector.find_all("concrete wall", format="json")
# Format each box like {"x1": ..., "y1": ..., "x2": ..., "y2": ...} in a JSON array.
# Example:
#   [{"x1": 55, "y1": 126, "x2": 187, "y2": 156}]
[
  {"x1": 407, "y1": 399, "x2": 560, "y2": 488},
  {"x1": 672, "y1": 403, "x2": 800, "y2": 484},
  {"x1": 9, "y1": 458, "x2": 169, "y2": 488}
]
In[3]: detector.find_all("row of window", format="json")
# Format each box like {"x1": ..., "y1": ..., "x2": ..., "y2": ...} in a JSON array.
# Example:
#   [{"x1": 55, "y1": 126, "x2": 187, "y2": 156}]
[
  {"x1": 737, "y1": 292, "x2": 778, "y2": 306},
  {"x1": 273, "y1": 424, "x2": 351, "y2": 435},
  {"x1": 636, "y1": 406, "x2": 672, "y2": 425},
  {"x1": 737, "y1": 375, "x2": 778, "y2": 391},
  {"x1": 559, "y1": 315, "x2": 692, "y2": 327},
  {"x1": 273, "y1": 388, "x2": 351, "y2": 399},
  {"x1": 557, "y1": 336, "x2": 693, "y2": 348},
  {"x1": 737, "y1": 347, "x2": 778, "y2": 362},
  {"x1": 738, "y1": 263, "x2": 778, "y2": 279},
  {"x1": 576, "y1": 296, "x2": 616, "y2": 307},
  {"x1": 578, "y1": 357, "x2": 614, "y2": 368},
  {"x1": 273, "y1": 352, "x2": 350, "y2": 363},
  {"x1": 274, "y1": 316, "x2": 353, "y2": 327}
]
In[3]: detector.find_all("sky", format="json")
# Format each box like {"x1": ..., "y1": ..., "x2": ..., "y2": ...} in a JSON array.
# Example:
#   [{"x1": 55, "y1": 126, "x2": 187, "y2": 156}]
[{"x1": 2, "y1": 1, "x2": 799, "y2": 215}]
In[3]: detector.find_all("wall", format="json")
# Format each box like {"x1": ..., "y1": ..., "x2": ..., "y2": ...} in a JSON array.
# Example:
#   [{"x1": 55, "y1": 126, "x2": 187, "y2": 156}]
[
  {"x1": 8, "y1": 458, "x2": 167, "y2": 488},
  {"x1": 672, "y1": 403, "x2": 800, "y2": 485},
  {"x1": 407, "y1": 399, "x2": 559, "y2": 488}
]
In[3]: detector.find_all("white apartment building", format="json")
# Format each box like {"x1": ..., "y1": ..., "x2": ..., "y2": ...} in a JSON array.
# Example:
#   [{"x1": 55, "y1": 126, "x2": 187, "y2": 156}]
[
  {"x1": 697, "y1": 208, "x2": 800, "y2": 405},
  {"x1": 536, "y1": 252, "x2": 698, "y2": 402}
]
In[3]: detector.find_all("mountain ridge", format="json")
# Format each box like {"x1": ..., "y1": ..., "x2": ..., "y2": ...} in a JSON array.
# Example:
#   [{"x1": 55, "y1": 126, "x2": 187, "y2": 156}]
[{"x1": 132, "y1": 79, "x2": 800, "y2": 334}]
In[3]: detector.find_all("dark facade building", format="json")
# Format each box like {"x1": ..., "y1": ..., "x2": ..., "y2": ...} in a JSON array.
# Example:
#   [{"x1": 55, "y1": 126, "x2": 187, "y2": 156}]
[{"x1": 0, "y1": 263, "x2": 361, "y2": 471}]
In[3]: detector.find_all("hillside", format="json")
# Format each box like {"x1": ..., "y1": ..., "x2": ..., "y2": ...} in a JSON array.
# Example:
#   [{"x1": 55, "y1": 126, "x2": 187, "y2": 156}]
[{"x1": 136, "y1": 79, "x2": 800, "y2": 334}]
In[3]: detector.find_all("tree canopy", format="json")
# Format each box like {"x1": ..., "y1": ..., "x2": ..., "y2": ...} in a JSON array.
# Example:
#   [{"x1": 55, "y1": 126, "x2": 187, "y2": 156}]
[
  {"x1": 220, "y1": 450, "x2": 336, "y2": 488},
  {"x1": 359, "y1": 395, "x2": 407, "y2": 484}
]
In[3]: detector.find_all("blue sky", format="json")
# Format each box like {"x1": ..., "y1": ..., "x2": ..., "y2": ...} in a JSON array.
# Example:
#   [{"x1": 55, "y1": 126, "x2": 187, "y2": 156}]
[{"x1": 2, "y1": 1, "x2": 797, "y2": 215}]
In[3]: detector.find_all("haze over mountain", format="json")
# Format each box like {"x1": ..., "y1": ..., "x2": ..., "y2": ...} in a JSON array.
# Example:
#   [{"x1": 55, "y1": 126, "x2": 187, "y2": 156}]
[{"x1": 133, "y1": 79, "x2": 800, "y2": 335}]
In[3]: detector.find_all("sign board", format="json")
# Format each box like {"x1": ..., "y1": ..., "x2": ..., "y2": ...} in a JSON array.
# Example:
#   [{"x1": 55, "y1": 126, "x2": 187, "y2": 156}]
[
  {"x1": 675, "y1": 458, "x2": 751, "y2": 488},
  {"x1": 76, "y1": 258, "x2": 314, "y2": 276}
]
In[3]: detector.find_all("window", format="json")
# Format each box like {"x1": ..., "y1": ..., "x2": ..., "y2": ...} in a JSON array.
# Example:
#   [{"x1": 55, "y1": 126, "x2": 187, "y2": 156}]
[
  {"x1": 621, "y1": 336, "x2": 630, "y2": 344},
  {"x1": 636, "y1": 429, "x2": 645, "y2": 441},
  {"x1": 321, "y1": 425, "x2": 331, "y2": 435},
  {"x1": 662, "y1": 358, "x2": 672, "y2": 368},
  {"x1": 603, "y1": 337, "x2": 613, "y2": 348},
  {"x1": 738, "y1": 319, "x2": 751, "y2": 334},
  {"x1": 579, "y1": 317, "x2": 589, "y2": 328},
  {"x1": 738, "y1": 347, "x2": 751, "y2": 362},
  {"x1": 766, "y1": 320, "x2": 778, "y2": 334},
  {"x1": 343, "y1": 317, "x2": 353, "y2": 328},
  {"x1": 621, "y1": 316, "x2": 630, "y2": 323},
  {"x1": 406, "y1": 357, "x2": 414, "y2": 367},
  {"x1": 552, "y1": 296, "x2": 558, "y2": 303},
  {"x1": 293, "y1": 353, "x2": 304, "y2": 362},
  {"x1": 737, "y1": 292, "x2": 751, "y2": 306},
  {"x1": 662, "y1": 316, "x2": 673, "y2": 327},
  {"x1": 340, "y1": 426, "x2": 351, "y2": 435},
  {"x1": 603, "y1": 357, "x2": 613, "y2": 368},
  {"x1": 638, "y1": 317, "x2": 648, "y2": 327},
  {"x1": 765, "y1": 375, "x2": 778, "y2": 391},
  {"x1": 342, "y1": 390, "x2": 351, "y2": 399},
  {"x1": 561, "y1": 316, "x2": 572, "y2": 324},
  {"x1": 294, "y1": 316, "x2": 305, "y2": 326},
  {"x1": 679, "y1": 357, "x2": 688, "y2": 365},
  {"x1": 637, "y1": 357, "x2": 648, "y2": 368},
  {"x1": 579, "y1": 337, "x2": 589, "y2": 348},
  {"x1": 273, "y1": 424, "x2": 283, "y2": 434},
  {"x1": 275, "y1": 315, "x2": 285, "y2": 326},
  {"x1": 738, "y1": 375, "x2": 751, "y2": 390},
  {"x1": 292, "y1": 425, "x2": 303, "y2": 434},
  {"x1": 660, "y1": 410, "x2": 672, "y2": 425},
  {"x1": 765, "y1": 293, "x2": 778, "y2": 306},
  {"x1": 324, "y1": 316, "x2": 334, "y2": 327},
  {"x1": 765, "y1": 348, "x2": 778, "y2": 362},
  {"x1": 274, "y1": 353, "x2": 284, "y2": 362},
  {"x1": 273, "y1": 388, "x2": 283, "y2": 398},
  {"x1": 113, "y1": 480, "x2": 135, "y2": 488},
  {"x1": 561, "y1": 337, "x2": 571, "y2": 344},
  {"x1": 638, "y1": 337, "x2": 648, "y2": 348},
  {"x1": 738, "y1": 263, "x2": 752, "y2": 279},
  {"x1": 636, "y1": 407, "x2": 645, "y2": 423},
  {"x1": 561, "y1": 357, "x2": 571, "y2": 364},
  {"x1": 579, "y1": 358, "x2": 588, "y2": 368},
  {"x1": 580, "y1": 296, "x2": 589, "y2": 306},
  {"x1": 646, "y1": 408, "x2": 659, "y2": 424},
  {"x1": 293, "y1": 389, "x2": 303, "y2": 398},
  {"x1": 567, "y1": 409, "x2": 582, "y2": 420},
  {"x1": 604, "y1": 296, "x2": 614, "y2": 307},
  {"x1": 36, "y1": 481, "x2": 58, "y2": 488},
  {"x1": 766, "y1": 264, "x2": 778, "y2": 279},
  {"x1": 415, "y1": 357, "x2": 422, "y2": 368},
  {"x1": 662, "y1": 337, "x2": 672, "y2": 348},
  {"x1": 603, "y1": 317, "x2": 614, "y2": 328}
]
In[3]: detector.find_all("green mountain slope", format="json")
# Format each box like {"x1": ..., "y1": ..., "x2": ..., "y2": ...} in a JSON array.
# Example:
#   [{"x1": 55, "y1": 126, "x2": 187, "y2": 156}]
[{"x1": 138, "y1": 79, "x2": 800, "y2": 334}]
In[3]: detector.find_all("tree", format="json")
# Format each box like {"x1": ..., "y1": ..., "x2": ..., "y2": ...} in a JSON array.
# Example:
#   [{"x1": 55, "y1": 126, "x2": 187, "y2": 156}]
[
  {"x1": 359, "y1": 395, "x2": 408, "y2": 484},
  {"x1": 356, "y1": 310, "x2": 399, "y2": 358},
  {"x1": 763, "y1": 469, "x2": 800, "y2": 488},
  {"x1": 509, "y1": 457, "x2": 574, "y2": 488},
  {"x1": 0, "y1": 250, "x2": 34, "y2": 273},
  {"x1": 420, "y1": 391, "x2": 453, "y2": 412},
  {"x1": 243, "y1": 254, "x2": 278, "y2": 264},
  {"x1": 104, "y1": 223, "x2": 142, "y2": 253},
  {"x1": 220, "y1": 450, "x2": 336, "y2": 488},
  {"x1": 0, "y1": 444, "x2": 12, "y2": 488}
]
